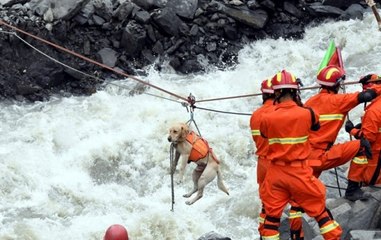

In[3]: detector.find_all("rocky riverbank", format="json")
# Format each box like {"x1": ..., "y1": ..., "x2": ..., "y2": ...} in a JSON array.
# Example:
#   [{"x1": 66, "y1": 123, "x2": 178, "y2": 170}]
[{"x1": 0, "y1": 0, "x2": 371, "y2": 101}]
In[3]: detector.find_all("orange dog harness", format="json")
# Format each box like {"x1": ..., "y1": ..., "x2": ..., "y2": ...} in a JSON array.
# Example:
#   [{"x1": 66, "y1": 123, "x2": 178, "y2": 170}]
[
  {"x1": 186, "y1": 131, "x2": 221, "y2": 165},
  {"x1": 186, "y1": 131, "x2": 210, "y2": 162}
]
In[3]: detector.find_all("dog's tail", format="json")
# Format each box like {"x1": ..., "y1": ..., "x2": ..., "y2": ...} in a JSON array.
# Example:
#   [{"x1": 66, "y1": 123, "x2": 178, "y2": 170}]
[{"x1": 217, "y1": 170, "x2": 229, "y2": 195}]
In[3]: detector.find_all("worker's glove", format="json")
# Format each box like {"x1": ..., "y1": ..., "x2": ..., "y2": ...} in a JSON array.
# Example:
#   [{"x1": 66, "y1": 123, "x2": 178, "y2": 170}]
[
  {"x1": 360, "y1": 137, "x2": 372, "y2": 159},
  {"x1": 359, "y1": 74, "x2": 373, "y2": 85},
  {"x1": 354, "y1": 123, "x2": 362, "y2": 129},
  {"x1": 345, "y1": 120, "x2": 354, "y2": 133}
]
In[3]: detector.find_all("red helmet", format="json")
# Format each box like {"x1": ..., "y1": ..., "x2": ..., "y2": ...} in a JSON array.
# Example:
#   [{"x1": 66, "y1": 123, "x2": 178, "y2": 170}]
[
  {"x1": 317, "y1": 65, "x2": 345, "y2": 87},
  {"x1": 368, "y1": 74, "x2": 381, "y2": 82},
  {"x1": 260, "y1": 78, "x2": 274, "y2": 94},
  {"x1": 271, "y1": 70, "x2": 299, "y2": 90},
  {"x1": 104, "y1": 224, "x2": 129, "y2": 240}
]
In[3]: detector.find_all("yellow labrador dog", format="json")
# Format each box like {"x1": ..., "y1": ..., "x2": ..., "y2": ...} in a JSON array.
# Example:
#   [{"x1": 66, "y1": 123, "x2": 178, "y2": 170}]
[{"x1": 167, "y1": 123, "x2": 229, "y2": 205}]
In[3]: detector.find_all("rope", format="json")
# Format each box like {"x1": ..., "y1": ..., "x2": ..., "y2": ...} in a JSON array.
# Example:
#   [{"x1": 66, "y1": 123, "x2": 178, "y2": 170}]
[
  {"x1": 195, "y1": 106, "x2": 251, "y2": 116},
  {"x1": 0, "y1": 19, "x2": 189, "y2": 102},
  {"x1": 170, "y1": 143, "x2": 176, "y2": 212},
  {"x1": 197, "y1": 93, "x2": 261, "y2": 103},
  {"x1": 325, "y1": 184, "x2": 346, "y2": 191},
  {"x1": 196, "y1": 81, "x2": 360, "y2": 103}
]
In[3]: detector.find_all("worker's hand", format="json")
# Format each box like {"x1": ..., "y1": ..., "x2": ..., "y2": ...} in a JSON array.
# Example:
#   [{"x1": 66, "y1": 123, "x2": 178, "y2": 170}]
[
  {"x1": 354, "y1": 123, "x2": 362, "y2": 129},
  {"x1": 360, "y1": 137, "x2": 372, "y2": 159},
  {"x1": 345, "y1": 120, "x2": 354, "y2": 133},
  {"x1": 359, "y1": 74, "x2": 373, "y2": 85}
]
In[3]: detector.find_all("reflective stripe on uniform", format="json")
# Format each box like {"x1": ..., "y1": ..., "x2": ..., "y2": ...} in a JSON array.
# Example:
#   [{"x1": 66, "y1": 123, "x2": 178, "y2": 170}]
[
  {"x1": 379, "y1": 128, "x2": 381, "y2": 132},
  {"x1": 261, "y1": 233, "x2": 280, "y2": 240},
  {"x1": 319, "y1": 114, "x2": 344, "y2": 121},
  {"x1": 352, "y1": 156, "x2": 368, "y2": 165},
  {"x1": 268, "y1": 136, "x2": 308, "y2": 145},
  {"x1": 258, "y1": 216, "x2": 265, "y2": 224},
  {"x1": 320, "y1": 221, "x2": 340, "y2": 235},
  {"x1": 288, "y1": 211, "x2": 303, "y2": 219},
  {"x1": 252, "y1": 129, "x2": 261, "y2": 136}
]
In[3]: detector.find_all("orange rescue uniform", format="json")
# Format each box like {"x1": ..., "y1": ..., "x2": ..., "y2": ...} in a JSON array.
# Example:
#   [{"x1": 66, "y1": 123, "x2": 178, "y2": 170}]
[
  {"x1": 305, "y1": 89, "x2": 366, "y2": 181},
  {"x1": 351, "y1": 95, "x2": 381, "y2": 185},
  {"x1": 259, "y1": 99, "x2": 342, "y2": 240}
]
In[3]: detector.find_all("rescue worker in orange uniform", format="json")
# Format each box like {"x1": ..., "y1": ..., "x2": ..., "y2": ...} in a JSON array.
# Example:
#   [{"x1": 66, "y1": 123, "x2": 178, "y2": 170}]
[
  {"x1": 304, "y1": 65, "x2": 376, "y2": 201},
  {"x1": 250, "y1": 78, "x2": 275, "y2": 234},
  {"x1": 345, "y1": 74, "x2": 381, "y2": 186},
  {"x1": 259, "y1": 70, "x2": 342, "y2": 240},
  {"x1": 251, "y1": 79, "x2": 304, "y2": 240}
]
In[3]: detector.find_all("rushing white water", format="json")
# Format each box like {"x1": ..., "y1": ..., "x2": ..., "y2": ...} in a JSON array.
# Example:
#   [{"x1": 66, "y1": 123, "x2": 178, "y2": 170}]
[{"x1": 0, "y1": 13, "x2": 381, "y2": 240}]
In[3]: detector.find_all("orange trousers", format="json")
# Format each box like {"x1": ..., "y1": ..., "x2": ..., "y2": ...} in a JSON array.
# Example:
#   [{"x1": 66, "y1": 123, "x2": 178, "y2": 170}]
[
  {"x1": 289, "y1": 141, "x2": 365, "y2": 239},
  {"x1": 257, "y1": 156, "x2": 270, "y2": 233},
  {"x1": 260, "y1": 163, "x2": 342, "y2": 239},
  {"x1": 310, "y1": 140, "x2": 367, "y2": 182},
  {"x1": 257, "y1": 158, "x2": 305, "y2": 239},
  {"x1": 363, "y1": 151, "x2": 381, "y2": 185}
]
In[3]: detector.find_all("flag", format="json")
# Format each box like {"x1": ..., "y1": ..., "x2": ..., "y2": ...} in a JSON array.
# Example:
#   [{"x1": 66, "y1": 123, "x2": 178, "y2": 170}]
[{"x1": 317, "y1": 39, "x2": 344, "y2": 74}]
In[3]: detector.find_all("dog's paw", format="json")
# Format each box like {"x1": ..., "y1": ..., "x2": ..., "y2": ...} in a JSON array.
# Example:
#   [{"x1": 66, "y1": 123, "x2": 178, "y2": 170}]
[
  {"x1": 183, "y1": 193, "x2": 192, "y2": 198},
  {"x1": 185, "y1": 200, "x2": 194, "y2": 205}
]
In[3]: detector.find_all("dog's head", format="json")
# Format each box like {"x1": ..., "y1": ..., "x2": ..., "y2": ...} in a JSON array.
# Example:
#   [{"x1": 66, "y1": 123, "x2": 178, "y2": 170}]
[{"x1": 168, "y1": 123, "x2": 189, "y2": 143}]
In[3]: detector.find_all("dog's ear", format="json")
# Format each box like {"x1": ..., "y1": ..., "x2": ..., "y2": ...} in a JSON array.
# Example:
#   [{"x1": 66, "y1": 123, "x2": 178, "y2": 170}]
[{"x1": 180, "y1": 123, "x2": 189, "y2": 139}]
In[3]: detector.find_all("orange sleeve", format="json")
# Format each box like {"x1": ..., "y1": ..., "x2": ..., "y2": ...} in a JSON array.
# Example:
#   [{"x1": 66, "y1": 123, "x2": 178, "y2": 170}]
[{"x1": 335, "y1": 92, "x2": 360, "y2": 113}]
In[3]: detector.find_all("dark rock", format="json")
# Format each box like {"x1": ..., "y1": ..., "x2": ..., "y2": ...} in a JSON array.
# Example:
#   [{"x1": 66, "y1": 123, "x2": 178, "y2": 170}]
[
  {"x1": 308, "y1": 4, "x2": 345, "y2": 17},
  {"x1": 167, "y1": 0, "x2": 198, "y2": 19},
  {"x1": 322, "y1": 0, "x2": 359, "y2": 9},
  {"x1": 189, "y1": 24, "x2": 199, "y2": 36},
  {"x1": 247, "y1": 0, "x2": 261, "y2": 10},
  {"x1": 206, "y1": 42, "x2": 217, "y2": 52},
  {"x1": 178, "y1": 58, "x2": 204, "y2": 74},
  {"x1": 97, "y1": 48, "x2": 118, "y2": 68},
  {"x1": 211, "y1": 1, "x2": 269, "y2": 29},
  {"x1": 113, "y1": 1, "x2": 135, "y2": 21},
  {"x1": 141, "y1": 49, "x2": 156, "y2": 63},
  {"x1": 223, "y1": 25, "x2": 238, "y2": 40},
  {"x1": 152, "y1": 41, "x2": 164, "y2": 54},
  {"x1": 339, "y1": 4, "x2": 365, "y2": 21},
  {"x1": 135, "y1": 10, "x2": 151, "y2": 24},
  {"x1": 92, "y1": 15, "x2": 105, "y2": 26},
  {"x1": 151, "y1": 7, "x2": 184, "y2": 36},
  {"x1": 120, "y1": 21, "x2": 147, "y2": 57},
  {"x1": 166, "y1": 39, "x2": 184, "y2": 55},
  {"x1": 260, "y1": 0, "x2": 276, "y2": 11},
  {"x1": 284, "y1": 1, "x2": 303, "y2": 18},
  {"x1": 146, "y1": 24, "x2": 157, "y2": 42}
]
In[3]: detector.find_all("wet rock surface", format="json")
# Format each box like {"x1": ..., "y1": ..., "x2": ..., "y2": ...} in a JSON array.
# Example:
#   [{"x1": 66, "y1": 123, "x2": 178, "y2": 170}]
[{"x1": 0, "y1": 0, "x2": 373, "y2": 101}]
